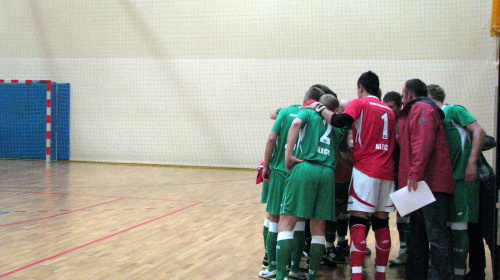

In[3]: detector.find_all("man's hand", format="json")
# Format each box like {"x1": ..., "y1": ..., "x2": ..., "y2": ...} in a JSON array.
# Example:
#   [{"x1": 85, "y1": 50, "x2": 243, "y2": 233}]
[
  {"x1": 285, "y1": 155, "x2": 303, "y2": 171},
  {"x1": 465, "y1": 161, "x2": 477, "y2": 183},
  {"x1": 407, "y1": 179, "x2": 418, "y2": 192},
  {"x1": 300, "y1": 102, "x2": 326, "y2": 114},
  {"x1": 262, "y1": 166, "x2": 271, "y2": 183}
]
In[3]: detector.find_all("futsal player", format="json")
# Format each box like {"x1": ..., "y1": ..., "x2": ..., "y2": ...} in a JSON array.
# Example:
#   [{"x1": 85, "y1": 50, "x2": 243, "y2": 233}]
[
  {"x1": 304, "y1": 71, "x2": 396, "y2": 280},
  {"x1": 276, "y1": 94, "x2": 345, "y2": 280},
  {"x1": 259, "y1": 87, "x2": 326, "y2": 279},
  {"x1": 428, "y1": 84, "x2": 486, "y2": 279}
]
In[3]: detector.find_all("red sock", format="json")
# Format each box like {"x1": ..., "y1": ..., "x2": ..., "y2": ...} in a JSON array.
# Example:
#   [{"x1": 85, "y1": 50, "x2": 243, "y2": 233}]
[
  {"x1": 349, "y1": 224, "x2": 366, "y2": 280},
  {"x1": 374, "y1": 227, "x2": 391, "y2": 280}
]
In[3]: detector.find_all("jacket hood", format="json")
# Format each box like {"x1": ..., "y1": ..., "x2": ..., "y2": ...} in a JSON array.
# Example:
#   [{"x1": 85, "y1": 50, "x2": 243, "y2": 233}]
[{"x1": 401, "y1": 96, "x2": 445, "y2": 120}]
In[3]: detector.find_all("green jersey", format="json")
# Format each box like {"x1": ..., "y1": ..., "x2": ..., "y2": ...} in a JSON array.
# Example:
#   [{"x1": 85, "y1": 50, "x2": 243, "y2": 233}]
[
  {"x1": 442, "y1": 104, "x2": 477, "y2": 181},
  {"x1": 294, "y1": 109, "x2": 345, "y2": 168},
  {"x1": 269, "y1": 104, "x2": 300, "y2": 173}
]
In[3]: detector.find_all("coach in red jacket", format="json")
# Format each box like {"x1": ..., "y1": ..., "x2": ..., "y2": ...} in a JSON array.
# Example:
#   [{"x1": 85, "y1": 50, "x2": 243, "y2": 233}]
[{"x1": 397, "y1": 78, "x2": 455, "y2": 280}]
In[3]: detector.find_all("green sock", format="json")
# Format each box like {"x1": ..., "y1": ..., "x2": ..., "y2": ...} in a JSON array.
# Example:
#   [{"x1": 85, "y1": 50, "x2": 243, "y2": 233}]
[
  {"x1": 266, "y1": 223, "x2": 278, "y2": 271},
  {"x1": 263, "y1": 221, "x2": 269, "y2": 259},
  {"x1": 291, "y1": 227, "x2": 305, "y2": 273},
  {"x1": 276, "y1": 231, "x2": 294, "y2": 280},
  {"x1": 308, "y1": 236, "x2": 326, "y2": 280},
  {"x1": 452, "y1": 228, "x2": 469, "y2": 279}
]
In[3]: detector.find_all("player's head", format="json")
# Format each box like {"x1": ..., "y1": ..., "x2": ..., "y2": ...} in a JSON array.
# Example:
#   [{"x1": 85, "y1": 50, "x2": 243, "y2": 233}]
[
  {"x1": 357, "y1": 71, "x2": 380, "y2": 97},
  {"x1": 319, "y1": 94, "x2": 339, "y2": 112},
  {"x1": 303, "y1": 87, "x2": 325, "y2": 103},
  {"x1": 338, "y1": 99, "x2": 351, "y2": 114},
  {"x1": 383, "y1": 91, "x2": 402, "y2": 117},
  {"x1": 311, "y1": 84, "x2": 337, "y2": 98},
  {"x1": 427, "y1": 84, "x2": 446, "y2": 103},
  {"x1": 403, "y1": 79, "x2": 427, "y2": 103}
]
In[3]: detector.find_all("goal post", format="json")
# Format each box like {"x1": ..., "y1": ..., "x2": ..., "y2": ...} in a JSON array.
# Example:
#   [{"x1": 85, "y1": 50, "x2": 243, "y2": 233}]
[{"x1": 0, "y1": 80, "x2": 70, "y2": 162}]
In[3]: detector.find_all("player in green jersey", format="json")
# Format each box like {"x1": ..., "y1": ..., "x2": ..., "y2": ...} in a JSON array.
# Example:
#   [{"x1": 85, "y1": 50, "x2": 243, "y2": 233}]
[
  {"x1": 428, "y1": 84, "x2": 486, "y2": 280},
  {"x1": 259, "y1": 87, "x2": 326, "y2": 280},
  {"x1": 275, "y1": 94, "x2": 346, "y2": 280}
]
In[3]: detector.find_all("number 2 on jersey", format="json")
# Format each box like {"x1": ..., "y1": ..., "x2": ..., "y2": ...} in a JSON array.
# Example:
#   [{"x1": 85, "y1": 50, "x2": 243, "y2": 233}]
[{"x1": 320, "y1": 120, "x2": 332, "y2": 145}]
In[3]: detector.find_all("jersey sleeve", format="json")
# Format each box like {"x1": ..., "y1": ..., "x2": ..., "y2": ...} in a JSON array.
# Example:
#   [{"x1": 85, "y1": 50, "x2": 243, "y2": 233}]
[
  {"x1": 271, "y1": 108, "x2": 286, "y2": 134},
  {"x1": 296, "y1": 108, "x2": 312, "y2": 127},
  {"x1": 342, "y1": 99, "x2": 362, "y2": 121},
  {"x1": 449, "y1": 105, "x2": 477, "y2": 128}
]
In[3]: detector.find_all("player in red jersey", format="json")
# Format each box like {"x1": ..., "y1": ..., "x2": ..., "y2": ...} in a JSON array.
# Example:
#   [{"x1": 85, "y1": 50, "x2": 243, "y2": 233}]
[{"x1": 303, "y1": 71, "x2": 396, "y2": 280}]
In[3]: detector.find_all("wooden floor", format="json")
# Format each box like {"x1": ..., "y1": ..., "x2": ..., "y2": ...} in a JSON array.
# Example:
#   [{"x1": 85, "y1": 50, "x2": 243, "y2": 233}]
[{"x1": 0, "y1": 160, "x2": 492, "y2": 279}]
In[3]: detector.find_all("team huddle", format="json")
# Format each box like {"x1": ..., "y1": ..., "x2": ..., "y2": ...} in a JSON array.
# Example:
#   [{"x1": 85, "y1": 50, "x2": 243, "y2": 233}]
[{"x1": 258, "y1": 71, "x2": 490, "y2": 280}]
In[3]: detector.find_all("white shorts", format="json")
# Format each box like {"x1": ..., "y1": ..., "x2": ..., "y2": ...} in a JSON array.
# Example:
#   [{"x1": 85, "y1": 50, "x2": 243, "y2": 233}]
[{"x1": 347, "y1": 167, "x2": 395, "y2": 213}]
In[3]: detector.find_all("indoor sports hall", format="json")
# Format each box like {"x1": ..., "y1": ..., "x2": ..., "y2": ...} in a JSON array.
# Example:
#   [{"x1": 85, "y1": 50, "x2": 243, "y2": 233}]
[{"x1": 0, "y1": 1, "x2": 498, "y2": 279}]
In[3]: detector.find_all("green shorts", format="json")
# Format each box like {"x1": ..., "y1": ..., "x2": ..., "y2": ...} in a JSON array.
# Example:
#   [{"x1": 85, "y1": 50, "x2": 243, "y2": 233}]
[
  {"x1": 261, "y1": 180, "x2": 269, "y2": 204},
  {"x1": 450, "y1": 179, "x2": 479, "y2": 223},
  {"x1": 265, "y1": 170, "x2": 287, "y2": 215},
  {"x1": 280, "y1": 161, "x2": 335, "y2": 220}
]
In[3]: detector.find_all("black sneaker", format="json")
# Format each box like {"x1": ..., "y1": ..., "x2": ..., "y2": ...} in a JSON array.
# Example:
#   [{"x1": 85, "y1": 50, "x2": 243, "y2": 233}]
[
  {"x1": 262, "y1": 255, "x2": 268, "y2": 268},
  {"x1": 464, "y1": 272, "x2": 485, "y2": 280},
  {"x1": 321, "y1": 256, "x2": 337, "y2": 267},
  {"x1": 365, "y1": 247, "x2": 372, "y2": 256},
  {"x1": 306, "y1": 257, "x2": 335, "y2": 268},
  {"x1": 325, "y1": 246, "x2": 347, "y2": 263},
  {"x1": 336, "y1": 240, "x2": 350, "y2": 257}
]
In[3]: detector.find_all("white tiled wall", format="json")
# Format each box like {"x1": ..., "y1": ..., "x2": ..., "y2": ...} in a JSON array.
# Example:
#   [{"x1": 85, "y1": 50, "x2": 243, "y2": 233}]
[{"x1": 0, "y1": 1, "x2": 497, "y2": 168}]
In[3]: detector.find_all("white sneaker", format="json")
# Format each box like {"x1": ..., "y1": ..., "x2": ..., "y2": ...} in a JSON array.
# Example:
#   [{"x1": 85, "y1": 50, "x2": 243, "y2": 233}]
[
  {"x1": 389, "y1": 252, "x2": 407, "y2": 265},
  {"x1": 258, "y1": 269, "x2": 277, "y2": 279},
  {"x1": 287, "y1": 271, "x2": 306, "y2": 280}
]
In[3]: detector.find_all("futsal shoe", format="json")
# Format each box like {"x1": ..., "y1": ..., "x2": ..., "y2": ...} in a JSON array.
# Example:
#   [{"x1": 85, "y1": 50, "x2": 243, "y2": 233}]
[
  {"x1": 464, "y1": 271, "x2": 486, "y2": 280},
  {"x1": 325, "y1": 246, "x2": 347, "y2": 263},
  {"x1": 365, "y1": 247, "x2": 372, "y2": 256},
  {"x1": 258, "y1": 269, "x2": 276, "y2": 279},
  {"x1": 262, "y1": 255, "x2": 268, "y2": 268},
  {"x1": 287, "y1": 271, "x2": 307, "y2": 280},
  {"x1": 336, "y1": 240, "x2": 350, "y2": 257},
  {"x1": 389, "y1": 250, "x2": 407, "y2": 265}
]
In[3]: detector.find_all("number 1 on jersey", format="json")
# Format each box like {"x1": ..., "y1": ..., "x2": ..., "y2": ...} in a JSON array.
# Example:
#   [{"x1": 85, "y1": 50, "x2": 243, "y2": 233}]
[{"x1": 381, "y1": 112, "x2": 388, "y2": 140}]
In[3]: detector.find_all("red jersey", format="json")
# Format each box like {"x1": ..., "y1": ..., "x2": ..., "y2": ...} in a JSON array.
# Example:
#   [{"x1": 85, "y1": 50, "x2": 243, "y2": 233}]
[{"x1": 343, "y1": 96, "x2": 396, "y2": 180}]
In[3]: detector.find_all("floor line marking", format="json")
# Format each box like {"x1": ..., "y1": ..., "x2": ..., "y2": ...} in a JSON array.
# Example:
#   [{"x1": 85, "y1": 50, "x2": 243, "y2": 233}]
[
  {"x1": 0, "y1": 201, "x2": 202, "y2": 278},
  {"x1": 0, "y1": 198, "x2": 124, "y2": 227},
  {"x1": 0, "y1": 190, "x2": 199, "y2": 203}
]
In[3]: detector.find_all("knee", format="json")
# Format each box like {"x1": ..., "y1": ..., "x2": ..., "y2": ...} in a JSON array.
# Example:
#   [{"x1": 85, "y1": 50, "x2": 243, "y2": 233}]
[
  {"x1": 372, "y1": 216, "x2": 391, "y2": 250},
  {"x1": 349, "y1": 216, "x2": 368, "y2": 250}
]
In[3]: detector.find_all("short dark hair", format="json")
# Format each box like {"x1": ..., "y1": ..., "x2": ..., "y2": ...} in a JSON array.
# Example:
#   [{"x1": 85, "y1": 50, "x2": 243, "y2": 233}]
[
  {"x1": 303, "y1": 87, "x2": 325, "y2": 103},
  {"x1": 405, "y1": 79, "x2": 427, "y2": 97},
  {"x1": 311, "y1": 84, "x2": 337, "y2": 98},
  {"x1": 319, "y1": 94, "x2": 339, "y2": 111},
  {"x1": 427, "y1": 84, "x2": 446, "y2": 103},
  {"x1": 357, "y1": 71, "x2": 380, "y2": 96},
  {"x1": 383, "y1": 91, "x2": 402, "y2": 106}
]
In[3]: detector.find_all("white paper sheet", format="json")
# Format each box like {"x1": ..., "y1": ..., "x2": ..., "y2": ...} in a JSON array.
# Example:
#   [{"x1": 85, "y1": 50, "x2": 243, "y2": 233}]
[{"x1": 389, "y1": 181, "x2": 436, "y2": 217}]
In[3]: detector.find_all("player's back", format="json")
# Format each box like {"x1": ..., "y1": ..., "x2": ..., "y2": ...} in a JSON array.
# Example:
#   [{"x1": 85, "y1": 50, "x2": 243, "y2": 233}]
[
  {"x1": 269, "y1": 104, "x2": 300, "y2": 173},
  {"x1": 441, "y1": 104, "x2": 476, "y2": 181},
  {"x1": 343, "y1": 96, "x2": 395, "y2": 180},
  {"x1": 294, "y1": 109, "x2": 344, "y2": 169}
]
